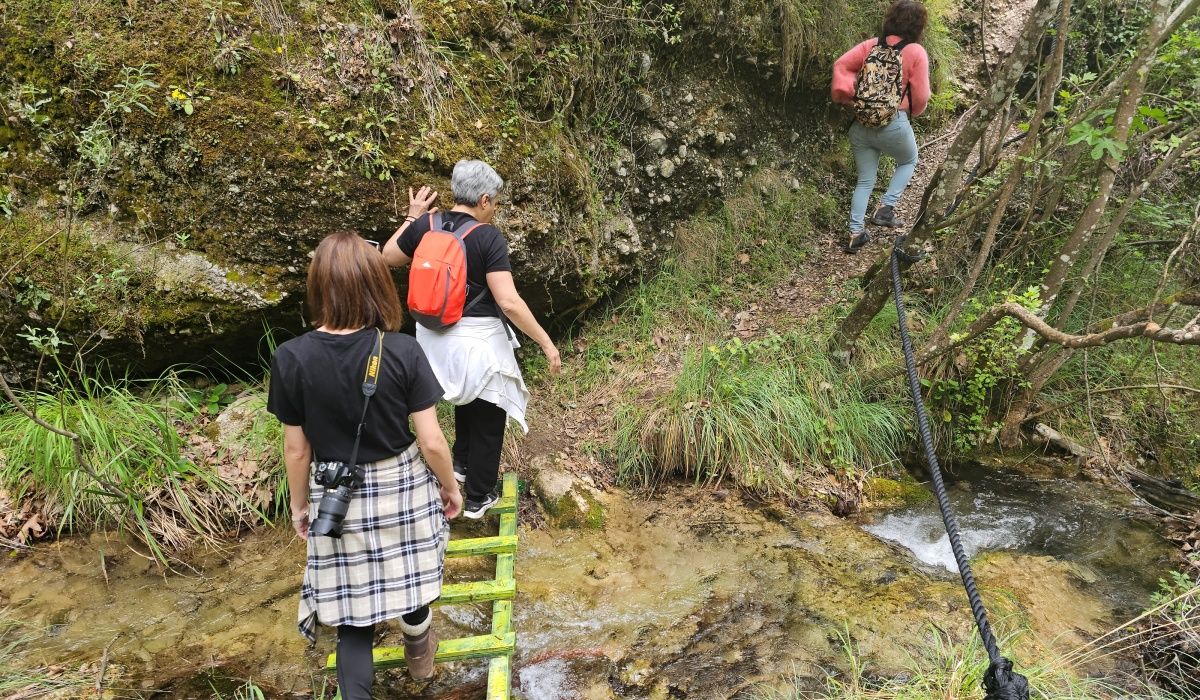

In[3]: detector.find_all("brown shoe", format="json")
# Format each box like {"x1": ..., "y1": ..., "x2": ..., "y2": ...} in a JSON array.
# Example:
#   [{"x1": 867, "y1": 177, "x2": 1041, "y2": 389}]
[{"x1": 403, "y1": 626, "x2": 438, "y2": 680}]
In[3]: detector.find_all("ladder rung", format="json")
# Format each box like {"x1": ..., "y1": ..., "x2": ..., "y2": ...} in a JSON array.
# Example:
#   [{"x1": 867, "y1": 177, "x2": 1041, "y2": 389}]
[
  {"x1": 440, "y1": 578, "x2": 515, "y2": 605},
  {"x1": 447, "y1": 535, "x2": 518, "y2": 558},
  {"x1": 326, "y1": 632, "x2": 516, "y2": 671}
]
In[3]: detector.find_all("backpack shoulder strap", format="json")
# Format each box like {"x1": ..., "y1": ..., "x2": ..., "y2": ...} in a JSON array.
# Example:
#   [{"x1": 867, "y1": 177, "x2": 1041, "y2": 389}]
[
  {"x1": 429, "y1": 211, "x2": 441, "y2": 232},
  {"x1": 455, "y1": 222, "x2": 485, "y2": 241}
]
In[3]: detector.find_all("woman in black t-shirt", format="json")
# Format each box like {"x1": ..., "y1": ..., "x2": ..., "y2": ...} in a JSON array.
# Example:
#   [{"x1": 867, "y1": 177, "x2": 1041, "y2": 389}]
[
  {"x1": 382, "y1": 160, "x2": 561, "y2": 520},
  {"x1": 267, "y1": 231, "x2": 462, "y2": 697}
]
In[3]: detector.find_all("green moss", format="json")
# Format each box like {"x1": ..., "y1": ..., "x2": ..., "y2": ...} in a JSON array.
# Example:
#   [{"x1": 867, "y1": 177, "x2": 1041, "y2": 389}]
[
  {"x1": 542, "y1": 487, "x2": 607, "y2": 530},
  {"x1": 865, "y1": 476, "x2": 933, "y2": 508}
]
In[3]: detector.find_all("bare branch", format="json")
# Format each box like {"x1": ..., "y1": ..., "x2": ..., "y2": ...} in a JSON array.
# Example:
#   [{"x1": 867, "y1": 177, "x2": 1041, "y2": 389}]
[{"x1": 866, "y1": 294, "x2": 1200, "y2": 385}]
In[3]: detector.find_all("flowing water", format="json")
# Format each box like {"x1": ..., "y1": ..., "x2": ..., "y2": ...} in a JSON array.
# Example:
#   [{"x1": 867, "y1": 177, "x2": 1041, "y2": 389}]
[
  {"x1": 859, "y1": 462, "x2": 1176, "y2": 615},
  {"x1": 0, "y1": 470, "x2": 1178, "y2": 699}
]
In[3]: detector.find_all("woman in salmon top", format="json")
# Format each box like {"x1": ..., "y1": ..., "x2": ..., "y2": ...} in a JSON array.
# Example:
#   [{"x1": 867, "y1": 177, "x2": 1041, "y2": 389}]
[{"x1": 832, "y1": 0, "x2": 931, "y2": 252}]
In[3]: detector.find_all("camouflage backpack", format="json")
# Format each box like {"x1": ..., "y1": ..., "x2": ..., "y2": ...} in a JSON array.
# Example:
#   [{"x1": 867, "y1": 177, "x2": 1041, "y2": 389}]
[{"x1": 853, "y1": 37, "x2": 910, "y2": 128}]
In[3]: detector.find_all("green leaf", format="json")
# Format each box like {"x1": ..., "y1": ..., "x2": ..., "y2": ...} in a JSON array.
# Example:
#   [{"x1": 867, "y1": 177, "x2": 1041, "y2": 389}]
[
  {"x1": 183, "y1": 101, "x2": 194, "y2": 115},
  {"x1": 1138, "y1": 105, "x2": 1168, "y2": 125}
]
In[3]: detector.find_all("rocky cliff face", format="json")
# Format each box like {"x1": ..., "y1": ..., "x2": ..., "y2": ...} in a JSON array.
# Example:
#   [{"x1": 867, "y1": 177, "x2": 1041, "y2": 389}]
[{"x1": 0, "y1": 0, "x2": 900, "y2": 374}]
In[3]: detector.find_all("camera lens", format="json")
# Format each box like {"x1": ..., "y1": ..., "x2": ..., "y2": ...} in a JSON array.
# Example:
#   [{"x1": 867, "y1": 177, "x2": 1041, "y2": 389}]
[{"x1": 309, "y1": 484, "x2": 354, "y2": 538}]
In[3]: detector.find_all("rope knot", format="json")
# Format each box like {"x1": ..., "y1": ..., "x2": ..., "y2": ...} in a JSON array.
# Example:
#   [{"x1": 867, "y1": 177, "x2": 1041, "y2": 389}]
[
  {"x1": 892, "y1": 235, "x2": 926, "y2": 266},
  {"x1": 984, "y1": 657, "x2": 1030, "y2": 700}
]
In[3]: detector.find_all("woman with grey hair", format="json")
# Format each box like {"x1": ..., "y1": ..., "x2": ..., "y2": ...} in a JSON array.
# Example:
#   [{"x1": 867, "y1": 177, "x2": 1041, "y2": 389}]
[{"x1": 383, "y1": 159, "x2": 560, "y2": 518}]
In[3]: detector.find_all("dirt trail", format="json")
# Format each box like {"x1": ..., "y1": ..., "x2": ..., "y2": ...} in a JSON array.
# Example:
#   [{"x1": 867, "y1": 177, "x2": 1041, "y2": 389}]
[{"x1": 514, "y1": 114, "x2": 964, "y2": 486}]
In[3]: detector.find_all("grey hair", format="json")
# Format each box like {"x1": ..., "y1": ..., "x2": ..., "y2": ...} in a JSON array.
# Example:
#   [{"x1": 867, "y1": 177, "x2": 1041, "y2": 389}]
[{"x1": 451, "y1": 159, "x2": 504, "y2": 206}]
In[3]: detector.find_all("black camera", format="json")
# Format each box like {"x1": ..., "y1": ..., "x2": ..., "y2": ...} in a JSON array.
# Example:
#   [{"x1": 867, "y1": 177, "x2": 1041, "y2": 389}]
[{"x1": 310, "y1": 460, "x2": 365, "y2": 538}]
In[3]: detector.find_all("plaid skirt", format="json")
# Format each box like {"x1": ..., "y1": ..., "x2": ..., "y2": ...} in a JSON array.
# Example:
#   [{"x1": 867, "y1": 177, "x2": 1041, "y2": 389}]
[{"x1": 298, "y1": 443, "x2": 449, "y2": 642}]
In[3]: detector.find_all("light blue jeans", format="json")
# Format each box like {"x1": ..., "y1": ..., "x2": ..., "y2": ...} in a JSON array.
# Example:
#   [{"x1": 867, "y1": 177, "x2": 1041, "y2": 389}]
[{"x1": 848, "y1": 111, "x2": 918, "y2": 233}]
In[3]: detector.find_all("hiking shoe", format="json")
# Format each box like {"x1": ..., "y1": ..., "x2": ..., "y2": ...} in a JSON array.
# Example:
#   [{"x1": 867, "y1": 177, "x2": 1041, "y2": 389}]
[
  {"x1": 842, "y1": 231, "x2": 871, "y2": 254},
  {"x1": 452, "y1": 460, "x2": 466, "y2": 484},
  {"x1": 871, "y1": 205, "x2": 903, "y2": 228},
  {"x1": 402, "y1": 626, "x2": 438, "y2": 680},
  {"x1": 462, "y1": 492, "x2": 500, "y2": 520}
]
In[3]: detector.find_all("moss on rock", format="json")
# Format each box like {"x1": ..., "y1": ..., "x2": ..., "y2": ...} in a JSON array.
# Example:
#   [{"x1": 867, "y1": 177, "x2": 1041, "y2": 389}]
[
  {"x1": 532, "y1": 461, "x2": 607, "y2": 529},
  {"x1": 865, "y1": 475, "x2": 933, "y2": 508}
]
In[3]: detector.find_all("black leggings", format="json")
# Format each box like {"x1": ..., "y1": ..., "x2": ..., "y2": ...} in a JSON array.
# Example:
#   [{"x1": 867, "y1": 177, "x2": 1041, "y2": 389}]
[
  {"x1": 335, "y1": 607, "x2": 429, "y2": 699},
  {"x1": 453, "y1": 398, "x2": 508, "y2": 501}
]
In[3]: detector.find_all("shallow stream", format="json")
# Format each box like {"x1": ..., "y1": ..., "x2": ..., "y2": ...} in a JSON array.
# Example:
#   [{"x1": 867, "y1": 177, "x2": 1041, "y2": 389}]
[
  {"x1": 0, "y1": 466, "x2": 1177, "y2": 699},
  {"x1": 859, "y1": 462, "x2": 1175, "y2": 615}
]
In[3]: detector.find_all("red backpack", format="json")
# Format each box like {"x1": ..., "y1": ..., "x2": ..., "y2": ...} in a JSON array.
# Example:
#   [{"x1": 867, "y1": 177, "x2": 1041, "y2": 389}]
[{"x1": 407, "y1": 212, "x2": 486, "y2": 329}]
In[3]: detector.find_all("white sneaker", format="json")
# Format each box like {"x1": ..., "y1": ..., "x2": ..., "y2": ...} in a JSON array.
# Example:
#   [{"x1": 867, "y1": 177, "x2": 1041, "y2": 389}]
[{"x1": 462, "y1": 492, "x2": 499, "y2": 520}]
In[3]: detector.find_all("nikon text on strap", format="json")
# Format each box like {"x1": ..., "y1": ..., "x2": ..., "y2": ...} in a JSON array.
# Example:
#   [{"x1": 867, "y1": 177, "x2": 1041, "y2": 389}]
[{"x1": 345, "y1": 330, "x2": 385, "y2": 470}]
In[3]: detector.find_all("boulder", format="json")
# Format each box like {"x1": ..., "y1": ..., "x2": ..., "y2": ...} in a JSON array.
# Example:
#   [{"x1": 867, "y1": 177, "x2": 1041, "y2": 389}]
[
  {"x1": 532, "y1": 461, "x2": 606, "y2": 529},
  {"x1": 0, "y1": 0, "x2": 860, "y2": 375}
]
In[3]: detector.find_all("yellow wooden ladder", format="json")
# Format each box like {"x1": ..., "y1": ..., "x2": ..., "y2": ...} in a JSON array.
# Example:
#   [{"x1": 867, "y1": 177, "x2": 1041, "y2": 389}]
[{"x1": 325, "y1": 472, "x2": 519, "y2": 699}]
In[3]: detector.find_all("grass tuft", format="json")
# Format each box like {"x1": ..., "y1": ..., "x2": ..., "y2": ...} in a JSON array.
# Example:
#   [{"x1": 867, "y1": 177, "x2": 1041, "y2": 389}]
[
  {"x1": 613, "y1": 332, "x2": 908, "y2": 493},
  {"x1": 0, "y1": 370, "x2": 279, "y2": 562}
]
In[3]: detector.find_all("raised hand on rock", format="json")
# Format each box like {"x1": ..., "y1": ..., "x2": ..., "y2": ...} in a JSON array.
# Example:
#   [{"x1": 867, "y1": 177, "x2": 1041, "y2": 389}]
[{"x1": 407, "y1": 185, "x2": 439, "y2": 220}]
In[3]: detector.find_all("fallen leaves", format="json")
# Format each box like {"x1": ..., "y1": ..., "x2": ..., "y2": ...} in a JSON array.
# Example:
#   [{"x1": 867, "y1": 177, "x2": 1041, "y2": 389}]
[
  {"x1": 732, "y1": 304, "x2": 761, "y2": 338},
  {"x1": 0, "y1": 487, "x2": 54, "y2": 545}
]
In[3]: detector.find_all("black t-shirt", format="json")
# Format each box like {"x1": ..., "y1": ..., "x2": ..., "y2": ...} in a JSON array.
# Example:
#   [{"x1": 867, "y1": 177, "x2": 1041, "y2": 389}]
[
  {"x1": 267, "y1": 329, "x2": 444, "y2": 464},
  {"x1": 396, "y1": 211, "x2": 511, "y2": 318}
]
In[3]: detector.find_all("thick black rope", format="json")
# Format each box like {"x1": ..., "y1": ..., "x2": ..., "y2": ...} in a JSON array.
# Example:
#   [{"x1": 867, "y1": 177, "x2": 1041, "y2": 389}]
[{"x1": 889, "y1": 240, "x2": 1030, "y2": 700}]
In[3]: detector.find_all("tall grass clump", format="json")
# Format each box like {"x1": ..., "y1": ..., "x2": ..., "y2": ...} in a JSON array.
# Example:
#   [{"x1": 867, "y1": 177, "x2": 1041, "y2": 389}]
[
  {"x1": 0, "y1": 371, "x2": 269, "y2": 561},
  {"x1": 1062, "y1": 573, "x2": 1200, "y2": 698},
  {"x1": 613, "y1": 332, "x2": 908, "y2": 493}
]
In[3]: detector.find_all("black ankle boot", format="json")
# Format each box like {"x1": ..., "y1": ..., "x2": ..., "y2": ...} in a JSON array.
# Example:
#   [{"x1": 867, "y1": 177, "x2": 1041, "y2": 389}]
[{"x1": 871, "y1": 205, "x2": 903, "y2": 227}]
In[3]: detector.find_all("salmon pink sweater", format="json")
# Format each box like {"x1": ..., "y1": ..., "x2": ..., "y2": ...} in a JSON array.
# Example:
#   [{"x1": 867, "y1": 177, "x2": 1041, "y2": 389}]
[{"x1": 832, "y1": 36, "x2": 931, "y2": 118}]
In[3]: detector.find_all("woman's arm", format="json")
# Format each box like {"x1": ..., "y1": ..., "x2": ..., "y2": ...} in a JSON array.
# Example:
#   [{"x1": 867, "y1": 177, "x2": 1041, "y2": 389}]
[
  {"x1": 486, "y1": 270, "x2": 561, "y2": 374},
  {"x1": 411, "y1": 407, "x2": 462, "y2": 519},
  {"x1": 904, "y1": 45, "x2": 931, "y2": 117},
  {"x1": 283, "y1": 424, "x2": 312, "y2": 538},
  {"x1": 832, "y1": 39, "x2": 871, "y2": 105},
  {"x1": 381, "y1": 185, "x2": 439, "y2": 267}
]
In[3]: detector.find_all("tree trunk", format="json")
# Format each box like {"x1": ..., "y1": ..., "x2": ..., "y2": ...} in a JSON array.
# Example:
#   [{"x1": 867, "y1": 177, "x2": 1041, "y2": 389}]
[
  {"x1": 1053, "y1": 129, "x2": 1199, "y2": 329},
  {"x1": 1037, "y1": 0, "x2": 1174, "y2": 307},
  {"x1": 929, "y1": 0, "x2": 1074, "y2": 347},
  {"x1": 999, "y1": 349, "x2": 1073, "y2": 446}
]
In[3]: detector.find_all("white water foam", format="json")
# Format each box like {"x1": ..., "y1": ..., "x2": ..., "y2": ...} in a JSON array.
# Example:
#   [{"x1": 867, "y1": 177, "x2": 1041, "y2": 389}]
[{"x1": 517, "y1": 658, "x2": 577, "y2": 700}]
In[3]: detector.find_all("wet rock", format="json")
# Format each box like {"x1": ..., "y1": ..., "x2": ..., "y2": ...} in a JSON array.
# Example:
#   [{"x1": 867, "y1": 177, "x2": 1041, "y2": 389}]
[
  {"x1": 864, "y1": 476, "x2": 932, "y2": 509},
  {"x1": 975, "y1": 552, "x2": 1113, "y2": 649},
  {"x1": 532, "y1": 462, "x2": 606, "y2": 529}
]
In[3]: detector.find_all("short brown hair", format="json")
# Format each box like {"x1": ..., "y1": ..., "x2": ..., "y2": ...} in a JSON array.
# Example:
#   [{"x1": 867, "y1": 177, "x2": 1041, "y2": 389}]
[
  {"x1": 883, "y1": 0, "x2": 928, "y2": 44},
  {"x1": 307, "y1": 230, "x2": 404, "y2": 332}
]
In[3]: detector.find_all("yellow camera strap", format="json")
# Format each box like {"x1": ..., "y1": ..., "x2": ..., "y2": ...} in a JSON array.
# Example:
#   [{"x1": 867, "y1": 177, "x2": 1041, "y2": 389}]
[{"x1": 347, "y1": 330, "x2": 385, "y2": 469}]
